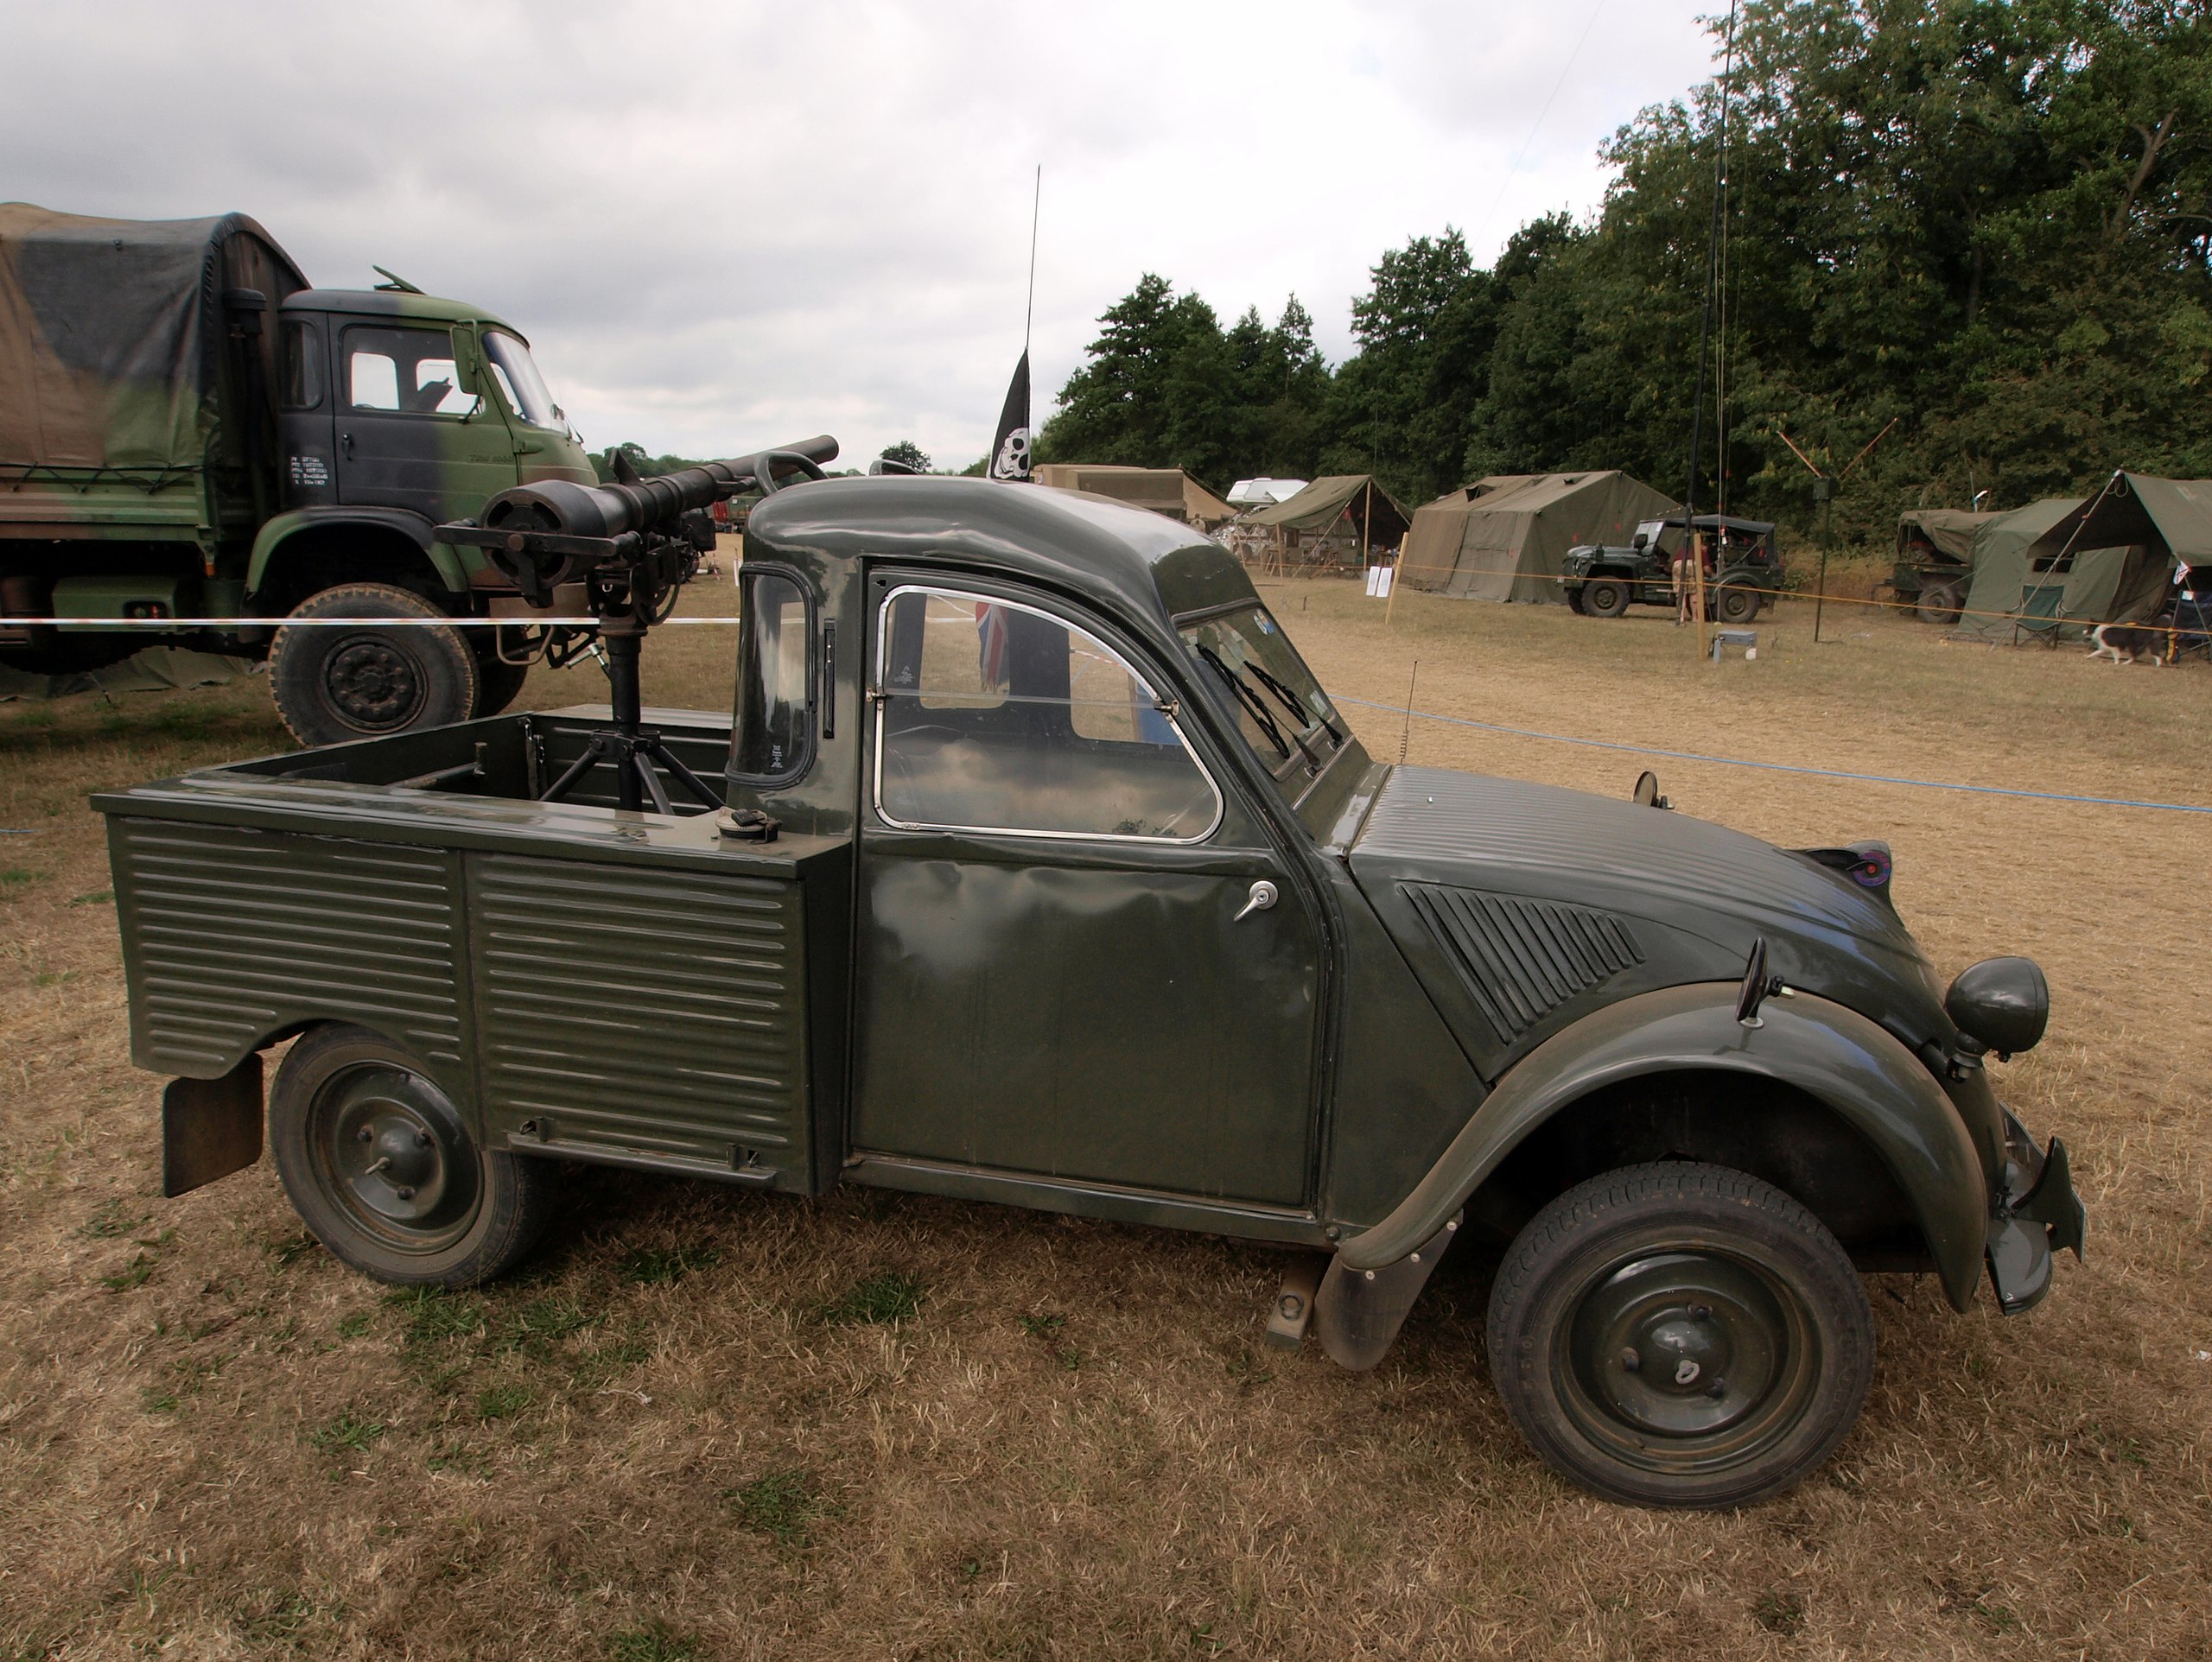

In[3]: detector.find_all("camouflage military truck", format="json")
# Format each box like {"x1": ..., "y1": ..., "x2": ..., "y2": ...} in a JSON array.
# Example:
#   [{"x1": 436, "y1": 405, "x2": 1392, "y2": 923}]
[{"x1": 0, "y1": 203, "x2": 600, "y2": 741}]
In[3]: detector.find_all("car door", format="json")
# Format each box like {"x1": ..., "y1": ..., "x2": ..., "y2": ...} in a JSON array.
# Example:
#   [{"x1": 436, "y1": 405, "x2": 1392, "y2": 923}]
[
  {"x1": 333, "y1": 320, "x2": 518, "y2": 522},
  {"x1": 849, "y1": 574, "x2": 1323, "y2": 1208}
]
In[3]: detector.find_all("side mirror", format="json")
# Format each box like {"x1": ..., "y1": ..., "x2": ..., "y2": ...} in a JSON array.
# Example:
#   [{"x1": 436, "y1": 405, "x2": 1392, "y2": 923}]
[
  {"x1": 1630, "y1": 770, "x2": 1670, "y2": 809},
  {"x1": 448, "y1": 327, "x2": 486, "y2": 397}
]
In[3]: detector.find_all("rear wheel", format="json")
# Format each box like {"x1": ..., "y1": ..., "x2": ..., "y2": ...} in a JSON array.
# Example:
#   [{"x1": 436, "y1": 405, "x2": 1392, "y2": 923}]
[
  {"x1": 268, "y1": 1024, "x2": 555, "y2": 1287},
  {"x1": 1916, "y1": 581, "x2": 1964, "y2": 625},
  {"x1": 270, "y1": 583, "x2": 478, "y2": 746},
  {"x1": 1714, "y1": 584, "x2": 1760, "y2": 625},
  {"x1": 1581, "y1": 579, "x2": 1630, "y2": 618},
  {"x1": 1486, "y1": 1161, "x2": 1873, "y2": 1509}
]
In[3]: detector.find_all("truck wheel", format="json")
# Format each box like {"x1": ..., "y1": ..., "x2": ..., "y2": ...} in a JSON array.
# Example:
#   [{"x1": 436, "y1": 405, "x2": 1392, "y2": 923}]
[
  {"x1": 1714, "y1": 585, "x2": 1759, "y2": 625},
  {"x1": 1581, "y1": 580, "x2": 1630, "y2": 618},
  {"x1": 1916, "y1": 582, "x2": 1964, "y2": 626},
  {"x1": 472, "y1": 648, "x2": 531, "y2": 718},
  {"x1": 267, "y1": 1024, "x2": 555, "y2": 1287},
  {"x1": 270, "y1": 584, "x2": 478, "y2": 746},
  {"x1": 1486, "y1": 1161, "x2": 1873, "y2": 1510},
  {"x1": 1566, "y1": 589, "x2": 1587, "y2": 614}
]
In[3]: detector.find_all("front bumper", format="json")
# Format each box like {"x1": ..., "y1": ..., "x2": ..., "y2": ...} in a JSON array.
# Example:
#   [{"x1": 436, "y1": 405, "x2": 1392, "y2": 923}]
[{"x1": 1984, "y1": 1105, "x2": 2087, "y2": 1315}]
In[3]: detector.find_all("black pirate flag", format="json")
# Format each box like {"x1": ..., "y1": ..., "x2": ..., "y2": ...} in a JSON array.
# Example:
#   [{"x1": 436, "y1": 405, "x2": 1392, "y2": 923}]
[{"x1": 988, "y1": 352, "x2": 1032, "y2": 481}]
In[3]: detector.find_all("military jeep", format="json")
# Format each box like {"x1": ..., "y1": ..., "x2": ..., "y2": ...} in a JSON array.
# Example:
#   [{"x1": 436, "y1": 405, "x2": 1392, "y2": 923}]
[
  {"x1": 1562, "y1": 513, "x2": 1784, "y2": 623},
  {"x1": 94, "y1": 469, "x2": 2081, "y2": 1510}
]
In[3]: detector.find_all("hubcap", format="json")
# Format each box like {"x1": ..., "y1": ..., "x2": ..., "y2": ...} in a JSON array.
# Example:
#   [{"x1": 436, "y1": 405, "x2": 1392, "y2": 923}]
[
  {"x1": 308, "y1": 1063, "x2": 479, "y2": 1253},
  {"x1": 323, "y1": 634, "x2": 426, "y2": 729},
  {"x1": 1557, "y1": 1246, "x2": 1816, "y2": 1475}
]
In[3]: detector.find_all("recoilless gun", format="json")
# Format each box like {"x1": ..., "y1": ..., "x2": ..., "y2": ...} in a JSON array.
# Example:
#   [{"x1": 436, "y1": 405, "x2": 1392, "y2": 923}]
[{"x1": 438, "y1": 435, "x2": 837, "y2": 813}]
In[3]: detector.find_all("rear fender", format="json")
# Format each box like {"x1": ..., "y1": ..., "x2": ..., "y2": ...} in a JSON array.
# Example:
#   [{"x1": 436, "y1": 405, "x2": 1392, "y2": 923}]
[{"x1": 1338, "y1": 983, "x2": 1988, "y2": 1312}]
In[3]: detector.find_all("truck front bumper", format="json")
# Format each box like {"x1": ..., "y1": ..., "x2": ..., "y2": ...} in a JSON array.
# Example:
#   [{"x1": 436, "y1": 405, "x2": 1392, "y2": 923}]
[{"x1": 1985, "y1": 1105, "x2": 2087, "y2": 1315}]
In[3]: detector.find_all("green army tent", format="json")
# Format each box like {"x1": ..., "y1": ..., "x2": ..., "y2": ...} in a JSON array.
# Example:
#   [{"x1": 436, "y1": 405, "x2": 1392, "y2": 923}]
[
  {"x1": 1953, "y1": 498, "x2": 2086, "y2": 639},
  {"x1": 1399, "y1": 471, "x2": 1679, "y2": 602},
  {"x1": 1033, "y1": 464, "x2": 1237, "y2": 528},
  {"x1": 1242, "y1": 474, "x2": 1409, "y2": 570},
  {"x1": 1955, "y1": 473, "x2": 2210, "y2": 640}
]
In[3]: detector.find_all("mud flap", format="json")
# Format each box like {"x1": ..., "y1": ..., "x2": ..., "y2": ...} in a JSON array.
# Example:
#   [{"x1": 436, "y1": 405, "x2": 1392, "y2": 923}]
[
  {"x1": 1313, "y1": 1212, "x2": 1461, "y2": 1371},
  {"x1": 161, "y1": 1054, "x2": 264, "y2": 1198}
]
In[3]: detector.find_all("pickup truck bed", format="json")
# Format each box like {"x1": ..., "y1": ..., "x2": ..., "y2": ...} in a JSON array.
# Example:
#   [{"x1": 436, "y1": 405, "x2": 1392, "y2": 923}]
[{"x1": 93, "y1": 707, "x2": 850, "y2": 1196}]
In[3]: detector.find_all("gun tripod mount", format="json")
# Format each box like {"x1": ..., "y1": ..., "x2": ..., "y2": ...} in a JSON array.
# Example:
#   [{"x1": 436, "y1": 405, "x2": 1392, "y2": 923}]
[{"x1": 437, "y1": 435, "x2": 837, "y2": 813}]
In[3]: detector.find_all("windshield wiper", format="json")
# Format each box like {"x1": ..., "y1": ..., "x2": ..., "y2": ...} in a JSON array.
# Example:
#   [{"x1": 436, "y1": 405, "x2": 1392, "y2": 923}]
[
  {"x1": 1197, "y1": 645, "x2": 1294, "y2": 762},
  {"x1": 1244, "y1": 660, "x2": 1343, "y2": 749}
]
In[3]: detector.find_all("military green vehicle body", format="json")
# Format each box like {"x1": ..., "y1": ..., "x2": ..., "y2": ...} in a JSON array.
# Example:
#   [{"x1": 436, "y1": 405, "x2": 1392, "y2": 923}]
[
  {"x1": 95, "y1": 478, "x2": 2081, "y2": 1507},
  {"x1": 1560, "y1": 512, "x2": 1784, "y2": 622},
  {"x1": 0, "y1": 205, "x2": 595, "y2": 734}
]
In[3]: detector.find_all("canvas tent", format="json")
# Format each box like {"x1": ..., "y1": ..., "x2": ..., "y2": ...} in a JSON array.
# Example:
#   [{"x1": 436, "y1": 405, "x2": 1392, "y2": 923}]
[
  {"x1": 1955, "y1": 473, "x2": 2211, "y2": 641},
  {"x1": 1033, "y1": 464, "x2": 1236, "y2": 528},
  {"x1": 1241, "y1": 474, "x2": 1409, "y2": 571},
  {"x1": 1953, "y1": 500, "x2": 2084, "y2": 639},
  {"x1": 1399, "y1": 471, "x2": 1679, "y2": 603}
]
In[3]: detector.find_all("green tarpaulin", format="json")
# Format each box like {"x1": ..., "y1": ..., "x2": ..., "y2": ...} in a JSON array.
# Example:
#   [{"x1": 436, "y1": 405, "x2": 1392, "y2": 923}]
[
  {"x1": 1897, "y1": 507, "x2": 2000, "y2": 565},
  {"x1": 1400, "y1": 471, "x2": 1679, "y2": 603},
  {"x1": 1243, "y1": 474, "x2": 1409, "y2": 544},
  {"x1": 1955, "y1": 498, "x2": 2087, "y2": 639}
]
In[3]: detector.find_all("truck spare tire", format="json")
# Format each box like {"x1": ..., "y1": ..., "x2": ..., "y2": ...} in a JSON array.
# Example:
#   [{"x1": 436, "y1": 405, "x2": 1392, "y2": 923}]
[{"x1": 270, "y1": 583, "x2": 479, "y2": 745}]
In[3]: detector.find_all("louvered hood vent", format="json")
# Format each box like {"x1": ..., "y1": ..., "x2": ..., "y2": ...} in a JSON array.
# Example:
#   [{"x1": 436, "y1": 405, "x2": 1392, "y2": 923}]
[{"x1": 1402, "y1": 884, "x2": 1643, "y2": 1040}]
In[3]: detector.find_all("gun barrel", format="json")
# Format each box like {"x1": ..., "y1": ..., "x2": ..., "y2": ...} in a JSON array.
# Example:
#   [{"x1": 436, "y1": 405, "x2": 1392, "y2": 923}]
[{"x1": 477, "y1": 434, "x2": 839, "y2": 540}]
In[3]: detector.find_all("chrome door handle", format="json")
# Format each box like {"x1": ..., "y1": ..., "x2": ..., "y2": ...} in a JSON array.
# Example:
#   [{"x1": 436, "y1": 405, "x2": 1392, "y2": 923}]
[{"x1": 1233, "y1": 879, "x2": 1279, "y2": 923}]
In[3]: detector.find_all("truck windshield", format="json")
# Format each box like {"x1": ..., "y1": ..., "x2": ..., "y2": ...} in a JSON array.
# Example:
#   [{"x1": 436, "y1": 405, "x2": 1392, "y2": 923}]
[
  {"x1": 483, "y1": 331, "x2": 563, "y2": 430},
  {"x1": 1179, "y1": 605, "x2": 1343, "y2": 777}
]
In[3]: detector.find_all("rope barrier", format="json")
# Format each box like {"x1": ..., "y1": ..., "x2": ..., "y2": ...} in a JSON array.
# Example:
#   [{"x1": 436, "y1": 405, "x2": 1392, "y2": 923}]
[{"x1": 1332, "y1": 695, "x2": 2212, "y2": 815}]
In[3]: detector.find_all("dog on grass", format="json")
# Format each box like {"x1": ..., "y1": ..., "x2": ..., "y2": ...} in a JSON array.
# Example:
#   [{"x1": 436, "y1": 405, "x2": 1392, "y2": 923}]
[{"x1": 2087, "y1": 623, "x2": 2169, "y2": 666}]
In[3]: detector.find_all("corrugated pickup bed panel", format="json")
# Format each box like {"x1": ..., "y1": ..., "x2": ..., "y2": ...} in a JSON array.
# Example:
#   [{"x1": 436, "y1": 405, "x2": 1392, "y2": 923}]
[
  {"x1": 1402, "y1": 883, "x2": 1643, "y2": 1041},
  {"x1": 110, "y1": 818, "x2": 466, "y2": 1078},
  {"x1": 469, "y1": 853, "x2": 810, "y2": 1183}
]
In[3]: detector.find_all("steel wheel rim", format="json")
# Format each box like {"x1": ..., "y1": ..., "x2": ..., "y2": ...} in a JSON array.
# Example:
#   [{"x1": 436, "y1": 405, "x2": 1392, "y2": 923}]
[
  {"x1": 307, "y1": 1062, "x2": 480, "y2": 1253},
  {"x1": 1554, "y1": 1245, "x2": 1820, "y2": 1478},
  {"x1": 323, "y1": 633, "x2": 428, "y2": 730}
]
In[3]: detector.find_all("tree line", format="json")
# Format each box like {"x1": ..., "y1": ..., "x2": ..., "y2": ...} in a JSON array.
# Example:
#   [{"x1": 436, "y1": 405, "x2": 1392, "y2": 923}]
[{"x1": 1034, "y1": 0, "x2": 2212, "y2": 543}]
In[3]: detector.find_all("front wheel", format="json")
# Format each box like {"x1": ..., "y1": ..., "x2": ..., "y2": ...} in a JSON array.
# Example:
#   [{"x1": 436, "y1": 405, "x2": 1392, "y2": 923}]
[
  {"x1": 269, "y1": 583, "x2": 479, "y2": 746},
  {"x1": 1581, "y1": 579, "x2": 1630, "y2": 618},
  {"x1": 1486, "y1": 1162, "x2": 1873, "y2": 1509},
  {"x1": 268, "y1": 1024, "x2": 555, "y2": 1286},
  {"x1": 1916, "y1": 581, "x2": 1965, "y2": 625}
]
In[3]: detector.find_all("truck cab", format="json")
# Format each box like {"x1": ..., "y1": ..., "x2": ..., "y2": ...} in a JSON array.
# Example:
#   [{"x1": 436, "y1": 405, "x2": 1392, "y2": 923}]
[{"x1": 97, "y1": 476, "x2": 2082, "y2": 1511}]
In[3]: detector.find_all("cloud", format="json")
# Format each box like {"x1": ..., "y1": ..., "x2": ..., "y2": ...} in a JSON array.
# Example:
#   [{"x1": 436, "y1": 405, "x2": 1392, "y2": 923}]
[{"x1": 3, "y1": 0, "x2": 1716, "y2": 471}]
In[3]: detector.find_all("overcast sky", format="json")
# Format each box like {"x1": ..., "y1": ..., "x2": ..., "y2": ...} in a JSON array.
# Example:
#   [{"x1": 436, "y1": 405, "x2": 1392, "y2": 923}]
[{"x1": 7, "y1": 1, "x2": 1719, "y2": 472}]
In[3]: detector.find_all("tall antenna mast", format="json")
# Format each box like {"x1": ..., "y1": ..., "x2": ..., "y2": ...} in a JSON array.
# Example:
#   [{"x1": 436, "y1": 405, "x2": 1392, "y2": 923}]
[
  {"x1": 1025, "y1": 165, "x2": 1041, "y2": 357},
  {"x1": 1683, "y1": 0, "x2": 1738, "y2": 530}
]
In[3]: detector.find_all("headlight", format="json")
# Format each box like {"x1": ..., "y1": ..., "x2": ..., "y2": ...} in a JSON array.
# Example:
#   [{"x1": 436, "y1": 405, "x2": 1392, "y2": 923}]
[{"x1": 1945, "y1": 957, "x2": 2049, "y2": 1058}]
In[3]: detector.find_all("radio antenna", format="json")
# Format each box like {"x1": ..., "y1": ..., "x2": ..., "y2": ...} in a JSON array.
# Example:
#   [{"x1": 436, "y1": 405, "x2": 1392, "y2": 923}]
[{"x1": 1024, "y1": 165, "x2": 1041, "y2": 358}]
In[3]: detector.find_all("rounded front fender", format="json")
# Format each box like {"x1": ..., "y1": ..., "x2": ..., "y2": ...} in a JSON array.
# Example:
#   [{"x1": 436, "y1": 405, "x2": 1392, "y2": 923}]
[
  {"x1": 1337, "y1": 982, "x2": 1989, "y2": 1312},
  {"x1": 246, "y1": 507, "x2": 470, "y2": 599}
]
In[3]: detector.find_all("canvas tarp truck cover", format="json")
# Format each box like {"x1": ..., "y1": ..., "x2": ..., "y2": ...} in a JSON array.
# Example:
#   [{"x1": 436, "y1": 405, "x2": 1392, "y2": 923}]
[
  {"x1": 1897, "y1": 508, "x2": 2000, "y2": 565},
  {"x1": 1243, "y1": 474, "x2": 1410, "y2": 546},
  {"x1": 1401, "y1": 470, "x2": 1679, "y2": 602},
  {"x1": 0, "y1": 203, "x2": 306, "y2": 476}
]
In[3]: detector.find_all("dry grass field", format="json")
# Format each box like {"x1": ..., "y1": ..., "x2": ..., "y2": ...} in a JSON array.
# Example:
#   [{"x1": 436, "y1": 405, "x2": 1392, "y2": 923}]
[{"x1": 2, "y1": 569, "x2": 2208, "y2": 1660}]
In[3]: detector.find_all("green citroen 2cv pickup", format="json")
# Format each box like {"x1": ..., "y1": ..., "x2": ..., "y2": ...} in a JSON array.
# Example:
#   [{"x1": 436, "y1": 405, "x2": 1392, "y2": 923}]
[{"x1": 95, "y1": 468, "x2": 2082, "y2": 1508}]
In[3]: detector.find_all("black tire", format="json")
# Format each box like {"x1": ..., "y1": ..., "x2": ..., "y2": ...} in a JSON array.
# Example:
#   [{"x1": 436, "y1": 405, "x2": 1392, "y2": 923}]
[
  {"x1": 1916, "y1": 581, "x2": 1964, "y2": 626},
  {"x1": 472, "y1": 647, "x2": 531, "y2": 718},
  {"x1": 1486, "y1": 1161, "x2": 1873, "y2": 1510},
  {"x1": 1714, "y1": 585, "x2": 1760, "y2": 625},
  {"x1": 1566, "y1": 588, "x2": 1588, "y2": 615},
  {"x1": 268, "y1": 1024, "x2": 555, "y2": 1287},
  {"x1": 270, "y1": 583, "x2": 479, "y2": 746},
  {"x1": 1582, "y1": 580, "x2": 1630, "y2": 618}
]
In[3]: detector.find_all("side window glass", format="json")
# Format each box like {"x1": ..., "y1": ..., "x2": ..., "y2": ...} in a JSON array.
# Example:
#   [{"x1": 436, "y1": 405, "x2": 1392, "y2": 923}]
[
  {"x1": 280, "y1": 320, "x2": 323, "y2": 410},
  {"x1": 732, "y1": 570, "x2": 813, "y2": 780},
  {"x1": 342, "y1": 326, "x2": 479, "y2": 417},
  {"x1": 874, "y1": 586, "x2": 1219, "y2": 841}
]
